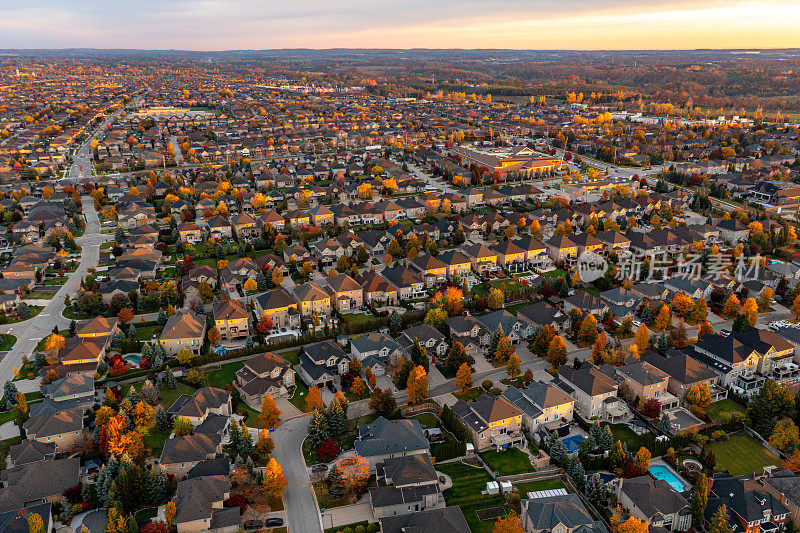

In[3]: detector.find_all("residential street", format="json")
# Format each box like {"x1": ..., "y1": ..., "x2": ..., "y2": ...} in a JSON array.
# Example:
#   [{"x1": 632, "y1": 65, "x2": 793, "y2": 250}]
[
  {"x1": 0, "y1": 197, "x2": 107, "y2": 385},
  {"x1": 270, "y1": 414, "x2": 322, "y2": 533}
]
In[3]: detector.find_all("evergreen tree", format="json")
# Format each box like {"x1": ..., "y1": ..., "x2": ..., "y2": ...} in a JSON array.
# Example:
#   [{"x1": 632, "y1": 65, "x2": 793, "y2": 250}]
[
  {"x1": 237, "y1": 424, "x2": 254, "y2": 458},
  {"x1": 389, "y1": 310, "x2": 402, "y2": 333},
  {"x1": 155, "y1": 406, "x2": 171, "y2": 431},
  {"x1": 146, "y1": 466, "x2": 167, "y2": 505},
  {"x1": 3, "y1": 381, "x2": 18, "y2": 407},
  {"x1": 127, "y1": 324, "x2": 136, "y2": 340},
  {"x1": 328, "y1": 464, "x2": 346, "y2": 498},
  {"x1": 165, "y1": 368, "x2": 177, "y2": 389},
  {"x1": 658, "y1": 413, "x2": 673, "y2": 434},
  {"x1": 157, "y1": 309, "x2": 168, "y2": 326},
  {"x1": 585, "y1": 473, "x2": 606, "y2": 502},
  {"x1": 307, "y1": 408, "x2": 330, "y2": 448},
  {"x1": 489, "y1": 324, "x2": 504, "y2": 358},
  {"x1": 327, "y1": 399, "x2": 346, "y2": 437},
  {"x1": 256, "y1": 272, "x2": 268, "y2": 291},
  {"x1": 657, "y1": 333, "x2": 670, "y2": 354},
  {"x1": 599, "y1": 425, "x2": 613, "y2": 450},
  {"x1": 549, "y1": 437, "x2": 568, "y2": 465},
  {"x1": 566, "y1": 455, "x2": 585, "y2": 487},
  {"x1": 692, "y1": 473, "x2": 709, "y2": 529},
  {"x1": 589, "y1": 422, "x2": 602, "y2": 446},
  {"x1": 229, "y1": 420, "x2": 242, "y2": 452}
]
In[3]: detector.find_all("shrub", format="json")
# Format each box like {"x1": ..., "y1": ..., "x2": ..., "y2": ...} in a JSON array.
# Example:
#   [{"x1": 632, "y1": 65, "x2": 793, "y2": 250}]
[
  {"x1": 711, "y1": 430, "x2": 726, "y2": 441},
  {"x1": 482, "y1": 380, "x2": 493, "y2": 391},
  {"x1": 223, "y1": 495, "x2": 248, "y2": 514}
]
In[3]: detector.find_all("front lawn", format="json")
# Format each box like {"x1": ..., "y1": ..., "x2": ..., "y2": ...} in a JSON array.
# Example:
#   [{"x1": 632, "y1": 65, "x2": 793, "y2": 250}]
[
  {"x1": 481, "y1": 448, "x2": 534, "y2": 476},
  {"x1": 710, "y1": 433, "x2": 780, "y2": 476},
  {"x1": 145, "y1": 428, "x2": 171, "y2": 455},
  {"x1": 454, "y1": 387, "x2": 482, "y2": 402},
  {"x1": 437, "y1": 461, "x2": 506, "y2": 533},
  {"x1": 0, "y1": 334, "x2": 16, "y2": 351},
  {"x1": 288, "y1": 381, "x2": 310, "y2": 411},
  {"x1": 707, "y1": 399, "x2": 746, "y2": 423}
]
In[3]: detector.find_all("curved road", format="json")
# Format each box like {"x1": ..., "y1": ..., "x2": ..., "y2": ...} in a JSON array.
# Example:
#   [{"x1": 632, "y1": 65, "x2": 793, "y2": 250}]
[
  {"x1": 270, "y1": 414, "x2": 322, "y2": 533},
  {"x1": 0, "y1": 197, "x2": 107, "y2": 386}
]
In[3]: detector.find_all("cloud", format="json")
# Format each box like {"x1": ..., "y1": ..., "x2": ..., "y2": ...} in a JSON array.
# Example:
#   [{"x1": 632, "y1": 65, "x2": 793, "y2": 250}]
[{"x1": 0, "y1": 0, "x2": 797, "y2": 49}]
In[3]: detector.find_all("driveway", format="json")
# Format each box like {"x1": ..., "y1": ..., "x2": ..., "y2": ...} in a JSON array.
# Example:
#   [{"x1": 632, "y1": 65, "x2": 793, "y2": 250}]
[
  {"x1": 270, "y1": 415, "x2": 322, "y2": 533},
  {"x1": 320, "y1": 500, "x2": 375, "y2": 530},
  {"x1": 0, "y1": 197, "x2": 107, "y2": 387}
]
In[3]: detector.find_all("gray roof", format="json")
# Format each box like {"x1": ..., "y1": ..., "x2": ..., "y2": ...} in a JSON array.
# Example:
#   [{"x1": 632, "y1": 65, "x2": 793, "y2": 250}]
[
  {"x1": 620, "y1": 475, "x2": 690, "y2": 519},
  {"x1": 160, "y1": 434, "x2": 220, "y2": 465},
  {"x1": 380, "y1": 507, "x2": 470, "y2": 533},
  {"x1": 354, "y1": 416, "x2": 429, "y2": 458},
  {"x1": 0, "y1": 457, "x2": 80, "y2": 513},
  {"x1": 523, "y1": 494, "x2": 607, "y2": 533},
  {"x1": 174, "y1": 474, "x2": 230, "y2": 524},
  {"x1": 6, "y1": 440, "x2": 55, "y2": 467}
]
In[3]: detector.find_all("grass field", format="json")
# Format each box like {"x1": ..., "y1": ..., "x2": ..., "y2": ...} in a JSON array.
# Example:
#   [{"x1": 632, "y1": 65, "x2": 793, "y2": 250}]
[
  {"x1": 710, "y1": 433, "x2": 780, "y2": 476},
  {"x1": 707, "y1": 399, "x2": 746, "y2": 423},
  {"x1": 204, "y1": 361, "x2": 244, "y2": 389},
  {"x1": 0, "y1": 334, "x2": 16, "y2": 351},
  {"x1": 437, "y1": 461, "x2": 506, "y2": 533},
  {"x1": 481, "y1": 448, "x2": 534, "y2": 476},
  {"x1": 513, "y1": 477, "x2": 566, "y2": 497}
]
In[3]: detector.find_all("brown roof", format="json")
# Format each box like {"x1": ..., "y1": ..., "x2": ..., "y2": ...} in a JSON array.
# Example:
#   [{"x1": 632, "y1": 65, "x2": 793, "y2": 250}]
[
  {"x1": 213, "y1": 299, "x2": 248, "y2": 321},
  {"x1": 161, "y1": 310, "x2": 206, "y2": 341},
  {"x1": 77, "y1": 316, "x2": 118, "y2": 336}
]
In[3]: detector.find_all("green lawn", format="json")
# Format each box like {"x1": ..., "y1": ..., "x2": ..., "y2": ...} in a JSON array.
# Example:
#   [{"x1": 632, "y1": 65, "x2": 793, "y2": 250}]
[
  {"x1": 514, "y1": 477, "x2": 566, "y2": 496},
  {"x1": 454, "y1": 387, "x2": 482, "y2": 402},
  {"x1": 710, "y1": 433, "x2": 780, "y2": 476},
  {"x1": 707, "y1": 399, "x2": 746, "y2": 423},
  {"x1": 0, "y1": 409, "x2": 19, "y2": 425},
  {"x1": 544, "y1": 269, "x2": 567, "y2": 279},
  {"x1": 135, "y1": 325, "x2": 162, "y2": 341},
  {"x1": 145, "y1": 428, "x2": 171, "y2": 455},
  {"x1": 0, "y1": 334, "x2": 16, "y2": 351},
  {"x1": 42, "y1": 277, "x2": 68, "y2": 285},
  {"x1": 156, "y1": 383, "x2": 197, "y2": 409},
  {"x1": 342, "y1": 313, "x2": 374, "y2": 326},
  {"x1": 481, "y1": 448, "x2": 534, "y2": 476},
  {"x1": 204, "y1": 361, "x2": 244, "y2": 388},
  {"x1": 288, "y1": 381, "x2": 310, "y2": 411},
  {"x1": 437, "y1": 461, "x2": 506, "y2": 533}
]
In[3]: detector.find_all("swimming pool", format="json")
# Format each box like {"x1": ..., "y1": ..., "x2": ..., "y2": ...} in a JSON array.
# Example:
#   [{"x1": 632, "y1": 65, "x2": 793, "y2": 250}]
[
  {"x1": 562, "y1": 435, "x2": 587, "y2": 453},
  {"x1": 649, "y1": 464, "x2": 687, "y2": 491},
  {"x1": 124, "y1": 354, "x2": 142, "y2": 366}
]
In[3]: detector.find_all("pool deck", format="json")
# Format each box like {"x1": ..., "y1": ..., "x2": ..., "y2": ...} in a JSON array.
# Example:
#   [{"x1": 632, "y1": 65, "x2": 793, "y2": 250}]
[{"x1": 649, "y1": 459, "x2": 690, "y2": 492}]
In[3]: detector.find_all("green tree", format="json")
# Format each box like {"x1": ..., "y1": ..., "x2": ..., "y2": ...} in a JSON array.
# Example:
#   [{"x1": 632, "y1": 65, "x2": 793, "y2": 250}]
[{"x1": 748, "y1": 380, "x2": 795, "y2": 436}]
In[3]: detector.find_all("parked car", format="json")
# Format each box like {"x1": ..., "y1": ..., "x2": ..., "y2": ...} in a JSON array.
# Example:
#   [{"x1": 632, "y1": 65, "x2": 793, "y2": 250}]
[
  {"x1": 244, "y1": 520, "x2": 263, "y2": 530},
  {"x1": 265, "y1": 518, "x2": 284, "y2": 527}
]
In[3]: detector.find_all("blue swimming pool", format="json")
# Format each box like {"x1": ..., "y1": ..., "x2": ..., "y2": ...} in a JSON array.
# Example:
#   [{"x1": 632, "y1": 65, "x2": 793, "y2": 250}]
[
  {"x1": 124, "y1": 354, "x2": 142, "y2": 366},
  {"x1": 562, "y1": 435, "x2": 587, "y2": 453},
  {"x1": 649, "y1": 464, "x2": 687, "y2": 491}
]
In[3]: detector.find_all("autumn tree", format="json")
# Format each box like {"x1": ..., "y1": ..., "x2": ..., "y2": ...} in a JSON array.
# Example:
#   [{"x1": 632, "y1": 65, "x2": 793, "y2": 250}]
[
  {"x1": 117, "y1": 307, "x2": 134, "y2": 324},
  {"x1": 207, "y1": 327, "x2": 221, "y2": 346},
  {"x1": 506, "y1": 353, "x2": 521, "y2": 379},
  {"x1": 487, "y1": 288, "x2": 505, "y2": 310},
  {"x1": 44, "y1": 333, "x2": 65, "y2": 358},
  {"x1": 547, "y1": 336, "x2": 567, "y2": 368},
  {"x1": 254, "y1": 429, "x2": 275, "y2": 459},
  {"x1": 334, "y1": 453, "x2": 370, "y2": 497},
  {"x1": 770, "y1": 418, "x2": 800, "y2": 453},
  {"x1": 758, "y1": 287, "x2": 775, "y2": 311},
  {"x1": 244, "y1": 278, "x2": 258, "y2": 293},
  {"x1": 164, "y1": 502, "x2": 176, "y2": 529},
  {"x1": 617, "y1": 517, "x2": 649, "y2": 533},
  {"x1": 692, "y1": 473, "x2": 709, "y2": 529},
  {"x1": 723, "y1": 295, "x2": 741, "y2": 319},
  {"x1": 455, "y1": 362, "x2": 473, "y2": 392},
  {"x1": 741, "y1": 297, "x2": 758, "y2": 327},
  {"x1": 654, "y1": 305, "x2": 671, "y2": 331},
  {"x1": 709, "y1": 505, "x2": 733, "y2": 533},
  {"x1": 172, "y1": 416, "x2": 193, "y2": 436},
  {"x1": 698, "y1": 320, "x2": 715, "y2": 338},
  {"x1": 633, "y1": 446, "x2": 651, "y2": 472},
  {"x1": 305, "y1": 385, "x2": 325, "y2": 412},
  {"x1": 634, "y1": 324, "x2": 650, "y2": 354},
  {"x1": 494, "y1": 336, "x2": 515, "y2": 364},
  {"x1": 406, "y1": 365, "x2": 429, "y2": 404},
  {"x1": 578, "y1": 314, "x2": 599, "y2": 344},
  {"x1": 256, "y1": 313, "x2": 273, "y2": 334},
  {"x1": 492, "y1": 511, "x2": 525, "y2": 533},
  {"x1": 259, "y1": 395, "x2": 282, "y2": 429},
  {"x1": 262, "y1": 458, "x2": 288, "y2": 500},
  {"x1": 27, "y1": 513, "x2": 44, "y2": 533}
]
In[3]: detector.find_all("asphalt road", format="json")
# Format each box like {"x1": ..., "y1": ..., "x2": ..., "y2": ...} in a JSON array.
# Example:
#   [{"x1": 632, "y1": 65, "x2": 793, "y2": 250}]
[
  {"x1": 0, "y1": 197, "x2": 107, "y2": 386},
  {"x1": 270, "y1": 414, "x2": 322, "y2": 533}
]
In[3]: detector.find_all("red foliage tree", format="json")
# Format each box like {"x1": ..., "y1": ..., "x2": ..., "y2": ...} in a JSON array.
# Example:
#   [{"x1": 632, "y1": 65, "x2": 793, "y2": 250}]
[
  {"x1": 317, "y1": 440, "x2": 341, "y2": 461},
  {"x1": 641, "y1": 398, "x2": 662, "y2": 419}
]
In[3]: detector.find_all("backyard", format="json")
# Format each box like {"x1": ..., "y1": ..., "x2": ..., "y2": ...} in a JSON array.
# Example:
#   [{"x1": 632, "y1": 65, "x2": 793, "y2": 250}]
[
  {"x1": 707, "y1": 399, "x2": 746, "y2": 423},
  {"x1": 513, "y1": 477, "x2": 566, "y2": 497},
  {"x1": 480, "y1": 448, "x2": 534, "y2": 476},
  {"x1": 437, "y1": 461, "x2": 506, "y2": 533},
  {"x1": 710, "y1": 433, "x2": 780, "y2": 476}
]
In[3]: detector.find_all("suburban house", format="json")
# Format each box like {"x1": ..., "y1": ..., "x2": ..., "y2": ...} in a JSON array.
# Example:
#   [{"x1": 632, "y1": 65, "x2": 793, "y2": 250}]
[
  {"x1": 398, "y1": 324, "x2": 448, "y2": 358},
  {"x1": 706, "y1": 474, "x2": 789, "y2": 533},
  {"x1": 159, "y1": 310, "x2": 207, "y2": 356},
  {"x1": 452, "y1": 394, "x2": 525, "y2": 452},
  {"x1": 354, "y1": 416, "x2": 430, "y2": 471},
  {"x1": 521, "y1": 494, "x2": 609, "y2": 533},
  {"x1": 350, "y1": 332, "x2": 402, "y2": 375},
  {"x1": 379, "y1": 507, "x2": 470, "y2": 533},
  {"x1": 642, "y1": 349, "x2": 727, "y2": 404},
  {"x1": 23, "y1": 405, "x2": 85, "y2": 453},
  {"x1": 293, "y1": 281, "x2": 332, "y2": 318},
  {"x1": 295, "y1": 340, "x2": 350, "y2": 388},
  {"x1": 174, "y1": 474, "x2": 240, "y2": 533},
  {"x1": 160, "y1": 434, "x2": 223, "y2": 477},
  {"x1": 557, "y1": 364, "x2": 632, "y2": 423},
  {"x1": 616, "y1": 475, "x2": 692, "y2": 531},
  {"x1": 370, "y1": 453, "x2": 445, "y2": 519},
  {"x1": 166, "y1": 387, "x2": 232, "y2": 427},
  {"x1": 325, "y1": 274, "x2": 364, "y2": 312},
  {"x1": 213, "y1": 299, "x2": 249, "y2": 341},
  {"x1": 254, "y1": 288, "x2": 301, "y2": 330},
  {"x1": 235, "y1": 352, "x2": 295, "y2": 410},
  {"x1": 502, "y1": 380, "x2": 575, "y2": 435}
]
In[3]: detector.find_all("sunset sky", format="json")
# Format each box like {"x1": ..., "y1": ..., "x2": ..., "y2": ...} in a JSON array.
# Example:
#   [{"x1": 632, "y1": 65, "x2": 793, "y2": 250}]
[{"x1": 1, "y1": 0, "x2": 799, "y2": 50}]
